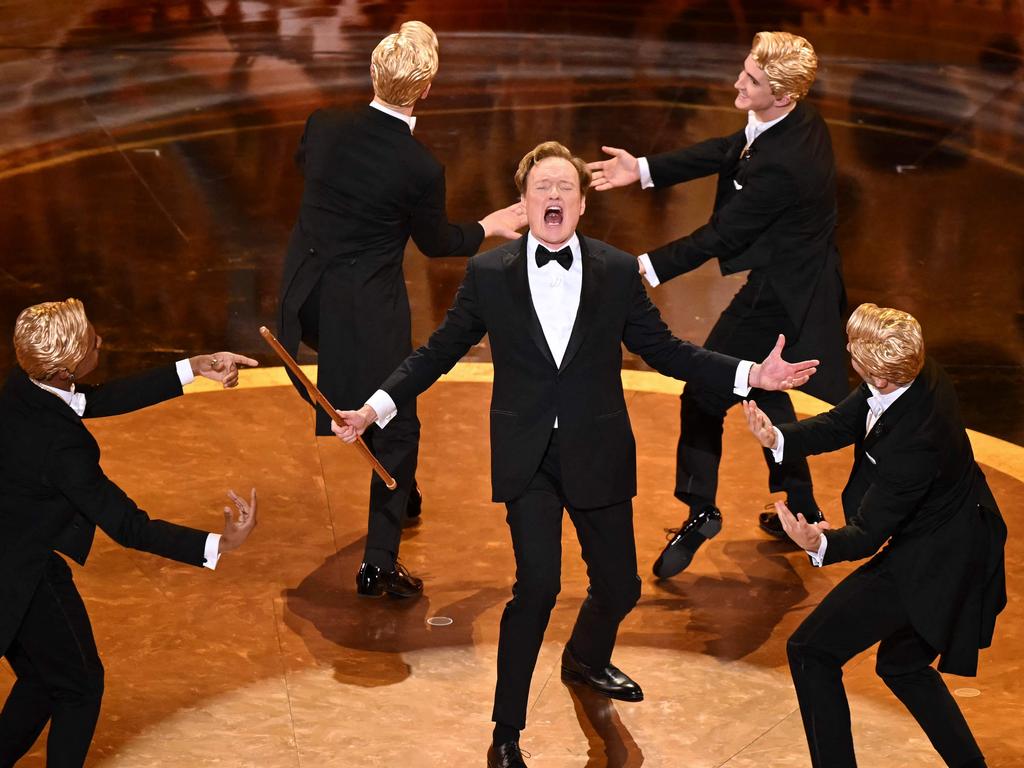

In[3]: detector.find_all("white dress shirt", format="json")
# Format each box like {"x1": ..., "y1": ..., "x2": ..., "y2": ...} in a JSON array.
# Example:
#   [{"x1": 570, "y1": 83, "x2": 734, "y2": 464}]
[
  {"x1": 369, "y1": 100, "x2": 415, "y2": 133},
  {"x1": 33, "y1": 359, "x2": 223, "y2": 570},
  {"x1": 636, "y1": 108, "x2": 792, "y2": 287},
  {"x1": 366, "y1": 231, "x2": 755, "y2": 428},
  {"x1": 770, "y1": 378, "x2": 914, "y2": 566}
]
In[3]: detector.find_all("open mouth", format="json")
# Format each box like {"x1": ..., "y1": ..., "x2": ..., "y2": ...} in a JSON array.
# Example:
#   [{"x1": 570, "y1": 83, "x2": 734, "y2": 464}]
[{"x1": 544, "y1": 205, "x2": 563, "y2": 225}]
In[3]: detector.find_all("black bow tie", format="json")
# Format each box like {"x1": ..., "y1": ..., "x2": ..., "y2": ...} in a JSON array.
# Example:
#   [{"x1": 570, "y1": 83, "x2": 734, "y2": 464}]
[{"x1": 535, "y1": 244, "x2": 573, "y2": 270}]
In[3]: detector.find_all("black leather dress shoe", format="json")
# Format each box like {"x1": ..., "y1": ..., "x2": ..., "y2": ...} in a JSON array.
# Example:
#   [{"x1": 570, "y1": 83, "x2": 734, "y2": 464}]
[
  {"x1": 355, "y1": 561, "x2": 423, "y2": 598},
  {"x1": 486, "y1": 741, "x2": 527, "y2": 768},
  {"x1": 652, "y1": 504, "x2": 722, "y2": 578},
  {"x1": 560, "y1": 646, "x2": 643, "y2": 702},
  {"x1": 758, "y1": 505, "x2": 825, "y2": 540},
  {"x1": 404, "y1": 483, "x2": 423, "y2": 528}
]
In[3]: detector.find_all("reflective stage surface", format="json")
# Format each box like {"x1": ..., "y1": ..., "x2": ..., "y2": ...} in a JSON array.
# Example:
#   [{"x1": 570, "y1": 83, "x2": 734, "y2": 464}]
[
  {"x1": 1, "y1": 374, "x2": 1022, "y2": 766},
  {"x1": 0, "y1": 2, "x2": 1022, "y2": 766}
]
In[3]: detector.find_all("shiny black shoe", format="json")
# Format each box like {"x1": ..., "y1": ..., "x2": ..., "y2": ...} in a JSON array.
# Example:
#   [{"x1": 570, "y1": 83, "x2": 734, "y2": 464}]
[
  {"x1": 652, "y1": 504, "x2": 722, "y2": 578},
  {"x1": 758, "y1": 504, "x2": 825, "y2": 540},
  {"x1": 560, "y1": 646, "x2": 644, "y2": 702},
  {"x1": 486, "y1": 740, "x2": 528, "y2": 768},
  {"x1": 355, "y1": 561, "x2": 423, "y2": 598},
  {"x1": 404, "y1": 483, "x2": 423, "y2": 528}
]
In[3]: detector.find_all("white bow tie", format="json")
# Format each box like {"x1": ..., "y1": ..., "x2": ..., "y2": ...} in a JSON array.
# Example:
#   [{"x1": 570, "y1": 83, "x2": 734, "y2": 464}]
[{"x1": 69, "y1": 391, "x2": 87, "y2": 417}]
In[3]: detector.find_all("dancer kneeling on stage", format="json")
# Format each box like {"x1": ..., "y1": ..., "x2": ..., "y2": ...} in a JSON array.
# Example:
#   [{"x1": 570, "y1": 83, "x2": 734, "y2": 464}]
[
  {"x1": 332, "y1": 141, "x2": 818, "y2": 768},
  {"x1": 744, "y1": 302, "x2": 1006, "y2": 768},
  {"x1": 0, "y1": 298, "x2": 260, "y2": 767}
]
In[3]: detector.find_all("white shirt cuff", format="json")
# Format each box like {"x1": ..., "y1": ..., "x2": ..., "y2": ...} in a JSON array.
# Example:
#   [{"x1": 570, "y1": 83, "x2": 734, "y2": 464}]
[
  {"x1": 807, "y1": 534, "x2": 827, "y2": 567},
  {"x1": 770, "y1": 427, "x2": 785, "y2": 463},
  {"x1": 638, "y1": 253, "x2": 660, "y2": 287},
  {"x1": 638, "y1": 156, "x2": 654, "y2": 189},
  {"x1": 366, "y1": 390, "x2": 398, "y2": 429},
  {"x1": 176, "y1": 359, "x2": 195, "y2": 386},
  {"x1": 733, "y1": 361, "x2": 754, "y2": 396},
  {"x1": 203, "y1": 533, "x2": 221, "y2": 570}
]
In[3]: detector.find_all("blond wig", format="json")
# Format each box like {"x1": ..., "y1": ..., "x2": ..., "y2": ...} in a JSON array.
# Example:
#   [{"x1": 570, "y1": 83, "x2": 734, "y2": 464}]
[
  {"x1": 750, "y1": 31, "x2": 818, "y2": 101},
  {"x1": 846, "y1": 303, "x2": 925, "y2": 385},
  {"x1": 14, "y1": 298, "x2": 91, "y2": 380},
  {"x1": 514, "y1": 141, "x2": 592, "y2": 195},
  {"x1": 370, "y1": 21, "x2": 439, "y2": 107}
]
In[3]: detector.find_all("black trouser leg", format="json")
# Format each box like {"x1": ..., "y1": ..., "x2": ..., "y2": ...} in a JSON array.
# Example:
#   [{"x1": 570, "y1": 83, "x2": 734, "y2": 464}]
[
  {"x1": 0, "y1": 555, "x2": 104, "y2": 768},
  {"x1": 565, "y1": 501, "x2": 641, "y2": 668},
  {"x1": 675, "y1": 275, "x2": 814, "y2": 514},
  {"x1": 787, "y1": 560, "x2": 984, "y2": 768},
  {"x1": 299, "y1": 278, "x2": 420, "y2": 569},
  {"x1": 876, "y1": 629, "x2": 985, "y2": 767},
  {"x1": 492, "y1": 437, "x2": 564, "y2": 730},
  {"x1": 787, "y1": 561, "x2": 906, "y2": 768},
  {"x1": 362, "y1": 405, "x2": 420, "y2": 567},
  {"x1": 492, "y1": 432, "x2": 641, "y2": 730}
]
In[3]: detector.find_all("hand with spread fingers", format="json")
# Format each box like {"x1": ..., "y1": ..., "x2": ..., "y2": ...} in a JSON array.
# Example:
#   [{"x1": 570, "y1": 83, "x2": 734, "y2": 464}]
[
  {"x1": 743, "y1": 399, "x2": 778, "y2": 449},
  {"x1": 587, "y1": 146, "x2": 641, "y2": 191},
  {"x1": 190, "y1": 352, "x2": 259, "y2": 388},
  {"x1": 747, "y1": 334, "x2": 818, "y2": 391},
  {"x1": 774, "y1": 499, "x2": 831, "y2": 551}
]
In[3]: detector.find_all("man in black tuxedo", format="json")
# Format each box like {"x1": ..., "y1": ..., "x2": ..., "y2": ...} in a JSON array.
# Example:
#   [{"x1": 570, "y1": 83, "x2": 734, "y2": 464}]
[
  {"x1": 332, "y1": 141, "x2": 818, "y2": 768},
  {"x1": 277, "y1": 21, "x2": 524, "y2": 599},
  {"x1": 744, "y1": 303, "x2": 1006, "y2": 768},
  {"x1": 0, "y1": 298, "x2": 259, "y2": 767},
  {"x1": 588, "y1": 31, "x2": 849, "y2": 577}
]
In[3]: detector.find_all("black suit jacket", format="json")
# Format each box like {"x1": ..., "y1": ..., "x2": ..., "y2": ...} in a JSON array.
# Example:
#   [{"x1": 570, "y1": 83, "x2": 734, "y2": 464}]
[
  {"x1": 380, "y1": 235, "x2": 740, "y2": 507},
  {"x1": 778, "y1": 358, "x2": 1007, "y2": 675},
  {"x1": 0, "y1": 366, "x2": 210, "y2": 656},
  {"x1": 278, "y1": 106, "x2": 485, "y2": 434},
  {"x1": 646, "y1": 101, "x2": 847, "y2": 402}
]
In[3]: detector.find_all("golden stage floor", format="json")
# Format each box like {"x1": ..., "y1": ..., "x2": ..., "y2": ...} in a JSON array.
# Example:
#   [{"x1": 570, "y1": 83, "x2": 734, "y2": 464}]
[{"x1": 2, "y1": 367, "x2": 1021, "y2": 767}]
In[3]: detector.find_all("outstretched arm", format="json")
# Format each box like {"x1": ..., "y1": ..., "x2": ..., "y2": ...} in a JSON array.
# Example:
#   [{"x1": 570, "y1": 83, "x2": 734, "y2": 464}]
[
  {"x1": 410, "y1": 167, "x2": 487, "y2": 257},
  {"x1": 82, "y1": 353, "x2": 258, "y2": 419},
  {"x1": 647, "y1": 161, "x2": 796, "y2": 283}
]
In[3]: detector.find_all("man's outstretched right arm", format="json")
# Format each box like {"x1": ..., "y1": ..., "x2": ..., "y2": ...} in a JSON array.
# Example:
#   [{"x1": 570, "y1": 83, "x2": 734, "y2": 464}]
[{"x1": 333, "y1": 258, "x2": 488, "y2": 441}]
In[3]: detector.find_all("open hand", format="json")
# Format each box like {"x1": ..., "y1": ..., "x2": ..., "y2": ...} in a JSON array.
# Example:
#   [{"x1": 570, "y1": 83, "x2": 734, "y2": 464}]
[
  {"x1": 748, "y1": 335, "x2": 818, "y2": 391},
  {"x1": 775, "y1": 500, "x2": 831, "y2": 552},
  {"x1": 219, "y1": 488, "x2": 257, "y2": 553},
  {"x1": 191, "y1": 352, "x2": 259, "y2": 388},
  {"x1": 742, "y1": 400, "x2": 777, "y2": 449},
  {"x1": 587, "y1": 146, "x2": 641, "y2": 191}
]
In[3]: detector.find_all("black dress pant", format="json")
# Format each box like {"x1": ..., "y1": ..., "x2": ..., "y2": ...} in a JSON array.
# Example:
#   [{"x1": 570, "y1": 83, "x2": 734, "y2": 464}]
[
  {"x1": 675, "y1": 274, "x2": 814, "y2": 511},
  {"x1": 0, "y1": 554, "x2": 105, "y2": 768},
  {"x1": 787, "y1": 558, "x2": 985, "y2": 768},
  {"x1": 492, "y1": 430, "x2": 642, "y2": 730},
  {"x1": 299, "y1": 281, "x2": 419, "y2": 564}
]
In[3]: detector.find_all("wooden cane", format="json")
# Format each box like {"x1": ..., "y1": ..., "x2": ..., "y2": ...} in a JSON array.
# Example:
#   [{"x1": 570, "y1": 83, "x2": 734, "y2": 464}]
[{"x1": 258, "y1": 326, "x2": 397, "y2": 490}]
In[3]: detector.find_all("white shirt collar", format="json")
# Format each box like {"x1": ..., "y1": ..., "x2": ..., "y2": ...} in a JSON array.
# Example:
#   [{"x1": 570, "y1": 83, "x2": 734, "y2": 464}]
[
  {"x1": 866, "y1": 379, "x2": 913, "y2": 418},
  {"x1": 32, "y1": 378, "x2": 86, "y2": 417},
  {"x1": 745, "y1": 108, "x2": 791, "y2": 146},
  {"x1": 369, "y1": 100, "x2": 416, "y2": 133},
  {"x1": 526, "y1": 231, "x2": 580, "y2": 263}
]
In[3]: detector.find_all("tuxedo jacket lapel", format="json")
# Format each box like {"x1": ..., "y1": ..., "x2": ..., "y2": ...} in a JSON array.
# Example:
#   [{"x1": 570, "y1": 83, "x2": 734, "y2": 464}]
[
  {"x1": 863, "y1": 375, "x2": 926, "y2": 452},
  {"x1": 559, "y1": 236, "x2": 601, "y2": 374},
  {"x1": 505, "y1": 237, "x2": 557, "y2": 369}
]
